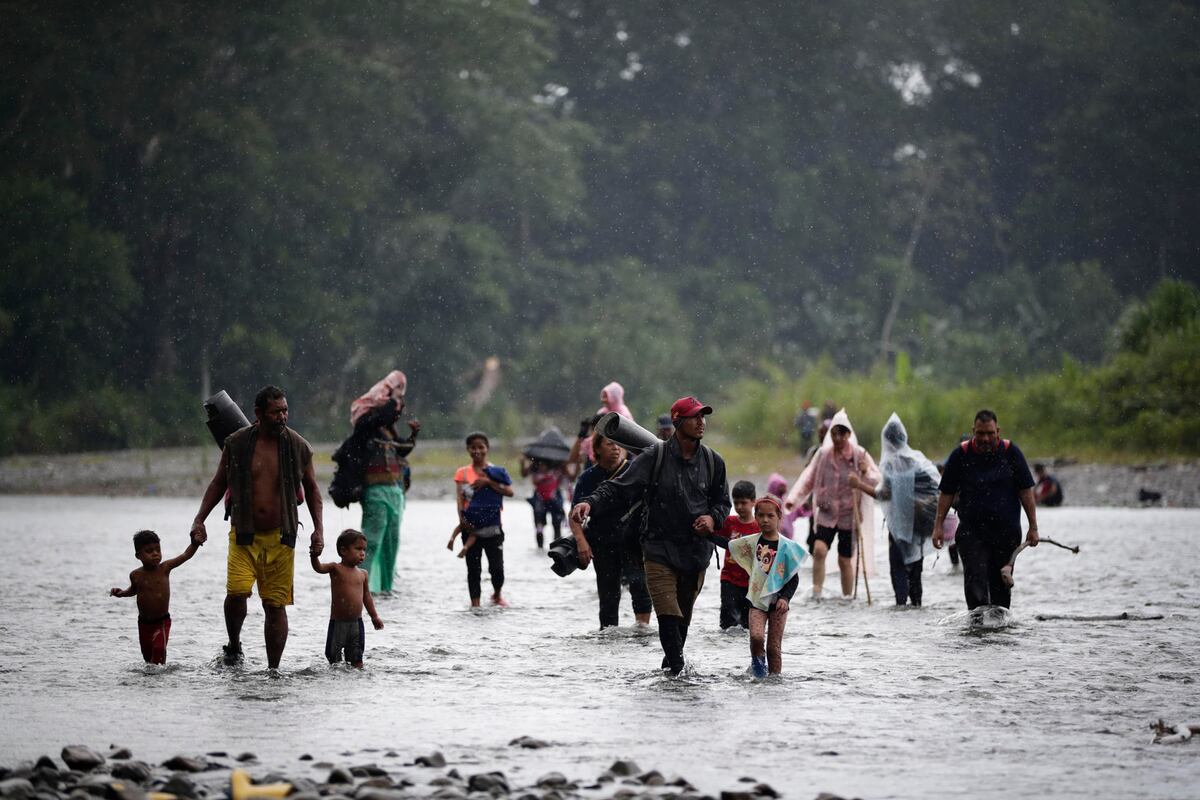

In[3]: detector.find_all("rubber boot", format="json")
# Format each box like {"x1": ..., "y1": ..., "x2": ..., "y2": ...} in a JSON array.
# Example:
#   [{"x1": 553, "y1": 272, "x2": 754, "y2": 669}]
[{"x1": 657, "y1": 615, "x2": 685, "y2": 675}]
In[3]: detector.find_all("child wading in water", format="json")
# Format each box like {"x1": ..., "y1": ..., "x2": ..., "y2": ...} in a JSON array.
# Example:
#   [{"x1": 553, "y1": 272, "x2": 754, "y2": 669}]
[
  {"x1": 110, "y1": 529, "x2": 205, "y2": 664},
  {"x1": 719, "y1": 480, "x2": 759, "y2": 630},
  {"x1": 311, "y1": 529, "x2": 383, "y2": 667},
  {"x1": 454, "y1": 432, "x2": 513, "y2": 607},
  {"x1": 727, "y1": 497, "x2": 806, "y2": 677}
]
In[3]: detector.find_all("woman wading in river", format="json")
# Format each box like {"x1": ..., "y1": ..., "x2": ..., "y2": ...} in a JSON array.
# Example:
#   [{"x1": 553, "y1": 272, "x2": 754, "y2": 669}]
[{"x1": 349, "y1": 370, "x2": 420, "y2": 594}]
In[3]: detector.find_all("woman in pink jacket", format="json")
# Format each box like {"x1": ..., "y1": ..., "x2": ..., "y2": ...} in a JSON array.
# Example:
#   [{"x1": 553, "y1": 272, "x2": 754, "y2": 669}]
[{"x1": 785, "y1": 409, "x2": 879, "y2": 599}]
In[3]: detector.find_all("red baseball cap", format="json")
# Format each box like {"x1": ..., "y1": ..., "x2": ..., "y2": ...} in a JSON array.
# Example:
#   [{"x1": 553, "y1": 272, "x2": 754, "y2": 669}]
[{"x1": 670, "y1": 396, "x2": 713, "y2": 420}]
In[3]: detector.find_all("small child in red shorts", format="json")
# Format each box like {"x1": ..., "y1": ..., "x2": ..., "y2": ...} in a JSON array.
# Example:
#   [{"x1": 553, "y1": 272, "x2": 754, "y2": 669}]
[{"x1": 110, "y1": 529, "x2": 204, "y2": 664}]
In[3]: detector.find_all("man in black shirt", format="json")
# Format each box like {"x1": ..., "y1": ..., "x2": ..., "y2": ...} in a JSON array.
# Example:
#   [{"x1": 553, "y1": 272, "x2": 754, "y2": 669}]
[
  {"x1": 934, "y1": 410, "x2": 1039, "y2": 609},
  {"x1": 571, "y1": 396, "x2": 731, "y2": 674}
]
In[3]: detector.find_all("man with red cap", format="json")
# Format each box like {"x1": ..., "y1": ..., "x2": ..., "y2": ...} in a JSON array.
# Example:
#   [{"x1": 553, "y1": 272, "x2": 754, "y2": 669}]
[{"x1": 571, "y1": 395, "x2": 730, "y2": 675}]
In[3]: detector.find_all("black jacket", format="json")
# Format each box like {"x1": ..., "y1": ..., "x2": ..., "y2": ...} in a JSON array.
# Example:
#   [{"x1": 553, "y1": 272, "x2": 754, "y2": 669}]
[{"x1": 586, "y1": 436, "x2": 730, "y2": 573}]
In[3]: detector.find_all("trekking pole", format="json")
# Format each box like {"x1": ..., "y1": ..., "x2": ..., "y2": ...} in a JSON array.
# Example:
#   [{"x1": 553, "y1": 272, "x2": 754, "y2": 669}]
[{"x1": 853, "y1": 491, "x2": 872, "y2": 606}]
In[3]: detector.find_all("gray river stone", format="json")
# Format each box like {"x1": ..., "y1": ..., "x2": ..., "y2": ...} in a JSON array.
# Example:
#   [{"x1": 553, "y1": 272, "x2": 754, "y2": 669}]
[
  {"x1": 534, "y1": 773, "x2": 568, "y2": 790},
  {"x1": 160, "y1": 757, "x2": 206, "y2": 774},
  {"x1": 326, "y1": 768, "x2": 355, "y2": 785},
  {"x1": 108, "y1": 763, "x2": 151, "y2": 784},
  {"x1": 0, "y1": 779, "x2": 35, "y2": 799},
  {"x1": 353, "y1": 790, "x2": 408, "y2": 800},
  {"x1": 414, "y1": 753, "x2": 446, "y2": 769},
  {"x1": 608, "y1": 761, "x2": 640, "y2": 778},
  {"x1": 61, "y1": 748, "x2": 104, "y2": 773},
  {"x1": 158, "y1": 775, "x2": 198, "y2": 798},
  {"x1": 466, "y1": 772, "x2": 509, "y2": 794}
]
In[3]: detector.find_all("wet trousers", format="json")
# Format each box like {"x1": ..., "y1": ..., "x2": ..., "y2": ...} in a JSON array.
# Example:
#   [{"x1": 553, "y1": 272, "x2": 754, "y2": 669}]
[
  {"x1": 465, "y1": 532, "x2": 505, "y2": 600},
  {"x1": 888, "y1": 534, "x2": 923, "y2": 606},
  {"x1": 956, "y1": 526, "x2": 1021, "y2": 610},
  {"x1": 719, "y1": 580, "x2": 750, "y2": 629},
  {"x1": 590, "y1": 534, "x2": 652, "y2": 628},
  {"x1": 362, "y1": 483, "x2": 405, "y2": 593},
  {"x1": 644, "y1": 559, "x2": 705, "y2": 673},
  {"x1": 748, "y1": 605, "x2": 788, "y2": 674}
]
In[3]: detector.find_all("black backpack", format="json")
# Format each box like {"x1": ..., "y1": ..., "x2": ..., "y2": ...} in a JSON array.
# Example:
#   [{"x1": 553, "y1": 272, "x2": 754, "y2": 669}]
[{"x1": 329, "y1": 433, "x2": 367, "y2": 509}]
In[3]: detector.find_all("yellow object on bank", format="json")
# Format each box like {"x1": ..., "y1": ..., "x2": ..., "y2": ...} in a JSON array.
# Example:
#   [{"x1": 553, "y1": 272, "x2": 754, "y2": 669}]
[{"x1": 231, "y1": 768, "x2": 292, "y2": 800}]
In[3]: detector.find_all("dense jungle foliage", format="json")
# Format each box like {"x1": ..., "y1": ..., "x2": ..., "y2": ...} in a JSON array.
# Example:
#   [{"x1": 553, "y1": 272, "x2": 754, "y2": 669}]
[{"x1": 2, "y1": 2, "x2": 1197, "y2": 455}]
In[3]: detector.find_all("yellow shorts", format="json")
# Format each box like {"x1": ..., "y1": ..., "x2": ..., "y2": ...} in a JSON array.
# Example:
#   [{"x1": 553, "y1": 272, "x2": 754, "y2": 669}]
[{"x1": 227, "y1": 529, "x2": 294, "y2": 607}]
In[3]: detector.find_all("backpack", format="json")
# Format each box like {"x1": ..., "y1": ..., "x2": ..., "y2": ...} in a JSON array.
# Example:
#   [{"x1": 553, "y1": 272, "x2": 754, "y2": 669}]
[{"x1": 329, "y1": 432, "x2": 368, "y2": 509}]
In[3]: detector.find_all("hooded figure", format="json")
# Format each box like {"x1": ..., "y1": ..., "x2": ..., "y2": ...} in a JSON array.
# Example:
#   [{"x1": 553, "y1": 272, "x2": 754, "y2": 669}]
[
  {"x1": 581, "y1": 381, "x2": 635, "y2": 464},
  {"x1": 597, "y1": 381, "x2": 633, "y2": 420},
  {"x1": 767, "y1": 472, "x2": 801, "y2": 540},
  {"x1": 878, "y1": 413, "x2": 940, "y2": 565},
  {"x1": 785, "y1": 409, "x2": 879, "y2": 590}
]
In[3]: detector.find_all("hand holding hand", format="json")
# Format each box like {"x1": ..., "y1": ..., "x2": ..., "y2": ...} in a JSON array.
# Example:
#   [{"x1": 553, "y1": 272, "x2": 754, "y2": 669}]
[
  {"x1": 310, "y1": 531, "x2": 324, "y2": 558},
  {"x1": 692, "y1": 515, "x2": 716, "y2": 535},
  {"x1": 190, "y1": 520, "x2": 206, "y2": 540}
]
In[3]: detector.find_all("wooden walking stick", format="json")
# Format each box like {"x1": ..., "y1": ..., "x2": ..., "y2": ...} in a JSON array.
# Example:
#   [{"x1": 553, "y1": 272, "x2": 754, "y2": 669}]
[
  {"x1": 1001, "y1": 536, "x2": 1081, "y2": 587},
  {"x1": 852, "y1": 490, "x2": 872, "y2": 605}
]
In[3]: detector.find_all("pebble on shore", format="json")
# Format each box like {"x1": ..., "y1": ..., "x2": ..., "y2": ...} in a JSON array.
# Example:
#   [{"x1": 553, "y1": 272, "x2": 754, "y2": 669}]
[{"x1": 0, "y1": 745, "x2": 861, "y2": 800}]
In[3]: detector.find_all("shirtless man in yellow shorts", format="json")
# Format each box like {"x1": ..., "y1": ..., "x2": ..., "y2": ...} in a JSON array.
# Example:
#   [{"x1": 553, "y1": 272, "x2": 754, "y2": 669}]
[{"x1": 192, "y1": 385, "x2": 324, "y2": 668}]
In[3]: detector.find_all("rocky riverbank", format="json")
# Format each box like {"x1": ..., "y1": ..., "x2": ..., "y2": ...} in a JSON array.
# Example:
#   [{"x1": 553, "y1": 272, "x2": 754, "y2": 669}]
[
  {"x1": 0, "y1": 445, "x2": 1197, "y2": 508},
  {"x1": 0, "y1": 745, "x2": 853, "y2": 800}
]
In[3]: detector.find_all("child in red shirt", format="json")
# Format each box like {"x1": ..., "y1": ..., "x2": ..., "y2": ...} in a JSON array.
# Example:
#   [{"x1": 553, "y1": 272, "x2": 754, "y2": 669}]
[{"x1": 719, "y1": 480, "x2": 759, "y2": 630}]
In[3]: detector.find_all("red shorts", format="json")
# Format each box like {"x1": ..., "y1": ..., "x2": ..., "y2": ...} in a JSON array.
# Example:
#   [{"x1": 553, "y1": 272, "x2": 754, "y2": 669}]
[{"x1": 138, "y1": 614, "x2": 171, "y2": 664}]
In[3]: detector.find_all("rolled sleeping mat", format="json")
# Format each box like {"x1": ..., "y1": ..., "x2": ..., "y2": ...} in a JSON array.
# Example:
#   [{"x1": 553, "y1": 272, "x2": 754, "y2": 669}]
[
  {"x1": 203, "y1": 390, "x2": 252, "y2": 449},
  {"x1": 594, "y1": 411, "x2": 660, "y2": 454}
]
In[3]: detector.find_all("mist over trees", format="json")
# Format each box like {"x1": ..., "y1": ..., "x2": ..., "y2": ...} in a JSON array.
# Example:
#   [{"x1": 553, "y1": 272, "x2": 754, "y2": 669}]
[{"x1": 2, "y1": 2, "x2": 1197, "y2": 453}]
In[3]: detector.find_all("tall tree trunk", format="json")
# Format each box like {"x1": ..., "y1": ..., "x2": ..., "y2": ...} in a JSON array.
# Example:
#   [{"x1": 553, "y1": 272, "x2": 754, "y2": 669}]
[{"x1": 879, "y1": 165, "x2": 939, "y2": 364}]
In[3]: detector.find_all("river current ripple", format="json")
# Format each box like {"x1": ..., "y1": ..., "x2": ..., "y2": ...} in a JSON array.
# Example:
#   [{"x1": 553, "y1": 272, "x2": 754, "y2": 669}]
[{"x1": 0, "y1": 496, "x2": 1196, "y2": 799}]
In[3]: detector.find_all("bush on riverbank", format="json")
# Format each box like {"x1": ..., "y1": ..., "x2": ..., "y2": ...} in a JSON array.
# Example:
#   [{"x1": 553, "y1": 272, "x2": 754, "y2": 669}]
[{"x1": 724, "y1": 281, "x2": 1200, "y2": 460}]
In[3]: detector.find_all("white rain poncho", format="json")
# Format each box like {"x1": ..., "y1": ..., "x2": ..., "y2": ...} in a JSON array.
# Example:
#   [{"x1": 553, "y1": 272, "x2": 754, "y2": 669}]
[{"x1": 878, "y1": 413, "x2": 940, "y2": 565}]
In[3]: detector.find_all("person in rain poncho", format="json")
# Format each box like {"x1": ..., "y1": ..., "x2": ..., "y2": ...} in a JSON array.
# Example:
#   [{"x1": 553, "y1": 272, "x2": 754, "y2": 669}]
[
  {"x1": 784, "y1": 409, "x2": 879, "y2": 599},
  {"x1": 349, "y1": 370, "x2": 420, "y2": 594},
  {"x1": 574, "y1": 381, "x2": 636, "y2": 467},
  {"x1": 850, "y1": 414, "x2": 939, "y2": 606}
]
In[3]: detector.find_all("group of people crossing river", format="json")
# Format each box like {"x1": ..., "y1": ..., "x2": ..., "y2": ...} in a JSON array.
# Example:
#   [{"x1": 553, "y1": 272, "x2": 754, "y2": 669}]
[{"x1": 109, "y1": 373, "x2": 1042, "y2": 678}]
